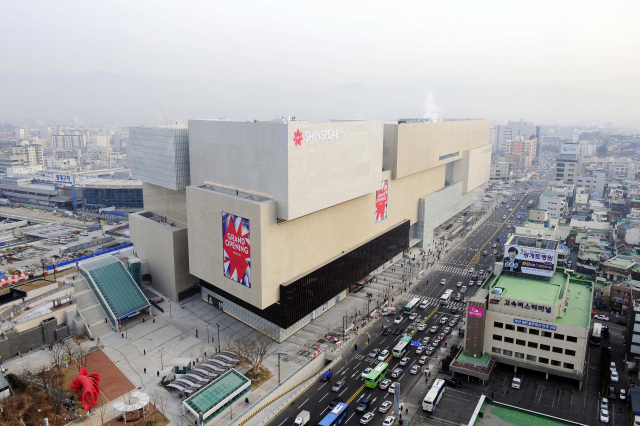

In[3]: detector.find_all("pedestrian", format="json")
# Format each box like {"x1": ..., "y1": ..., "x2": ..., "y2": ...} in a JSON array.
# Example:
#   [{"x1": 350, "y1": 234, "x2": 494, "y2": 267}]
[
  {"x1": 144, "y1": 368, "x2": 146, "y2": 373},
  {"x1": 355, "y1": 344, "x2": 358, "y2": 351},
  {"x1": 196, "y1": 329, "x2": 198, "y2": 338},
  {"x1": 157, "y1": 371, "x2": 159, "y2": 376},
  {"x1": 245, "y1": 397, "x2": 249, "y2": 404},
  {"x1": 105, "y1": 317, "x2": 107, "y2": 323},
  {"x1": 406, "y1": 408, "x2": 408, "y2": 415},
  {"x1": 144, "y1": 349, "x2": 146, "y2": 355}
]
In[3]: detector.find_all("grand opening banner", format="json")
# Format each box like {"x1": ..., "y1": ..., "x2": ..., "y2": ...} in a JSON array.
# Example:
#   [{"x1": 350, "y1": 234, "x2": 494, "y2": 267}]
[
  {"x1": 376, "y1": 180, "x2": 388, "y2": 222},
  {"x1": 502, "y1": 245, "x2": 555, "y2": 278},
  {"x1": 222, "y1": 212, "x2": 251, "y2": 288}
]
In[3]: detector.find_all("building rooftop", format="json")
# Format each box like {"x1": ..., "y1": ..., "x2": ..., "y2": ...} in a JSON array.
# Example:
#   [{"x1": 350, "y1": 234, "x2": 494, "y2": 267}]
[
  {"x1": 604, "y1": 256, "x2": 636, "y2": 268},
  {"x1": 184, "y1": 369, "x2": 250, "y2": 417},
  {"x1": 507, "y1": 235, "x2": 558, "y2": 250},
  {"x1": 469, "y1": 396, "x2": 586, "y2": 426},
  {"x1": 555, "y1": 278, "x2": 593, "y2": 328}
]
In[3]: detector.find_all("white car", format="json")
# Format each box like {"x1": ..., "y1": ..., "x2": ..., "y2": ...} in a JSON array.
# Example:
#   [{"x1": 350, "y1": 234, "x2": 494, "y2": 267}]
[
  {"x1": 418, "y1": 323, "x2": 427, "y2": 331},
  {"x1": 361, "y1": 367, "x2": 372, "y2": 378},
  {"x1": 440, "y1": 279, "x2": 446, "y2": 285},
  {"x1": 388, "y1": 382, "x2": 400, "y2": 394},
  {"x1": 610, "y1": 362, "x2": 617, "y2": 372},
  {"x1": 378, "y1": 349, "x2": 389, "y2": 361},
  {"x1": 360, "y1": 413, "x2": 375, "y2": 425},
  {"x1": 611, "y1": 371, "x2": 619, "y2": 382},
  {"x1": 600, "y1": 409, "x2": 609, "y2": 423},
  {"x1": 502, "y1": 215, "x2": 507, "y2": 219},
  {"x1": 620, "y1": 389, "x2": 627, "y2": 400},
  {"x1": 394, "y1": 316, "x2": 403, "y2": 324},
  {"x1": 457, "y1": 281, "x2": 462, "y2": 287},
  {"x1": 409, "y1": 313, "x2": 418, "y2": 320},
  {"x1": 595, "y1": 314, "x2": 609, "y2": 321},
  {"x1": 382, "y1": 416, "x2": 396, "y2": 426}
]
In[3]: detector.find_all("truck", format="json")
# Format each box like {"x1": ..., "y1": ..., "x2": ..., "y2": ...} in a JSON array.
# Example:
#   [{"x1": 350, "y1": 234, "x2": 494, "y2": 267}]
[
  {"x1": 381, "y1": 306, "x2": 396, "y2": 316},
  {"x1": 293, "y1": 411, "x2": 310, "y2": 426},
  {"x1": 629, "y1": 388, "x2": 640, "y2": 425},
  {"x1": 321, "y1": 370, "x2": 333, "y2": 382},
  {"x1": 355, "y1": 398, "x2": 371, "y2": 414}
]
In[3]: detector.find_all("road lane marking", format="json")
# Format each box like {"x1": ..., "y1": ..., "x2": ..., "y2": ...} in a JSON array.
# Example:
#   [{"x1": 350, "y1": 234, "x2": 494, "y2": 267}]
[{"x1": 339, "y1": 387, "x2": 349, "y2": 396}]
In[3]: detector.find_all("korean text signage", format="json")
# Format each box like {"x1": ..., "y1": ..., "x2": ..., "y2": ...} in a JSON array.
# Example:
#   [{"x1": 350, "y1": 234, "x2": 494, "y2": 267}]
[
  {"x1": 501, "y1": 298, "x2": 552, "y2": 314},
  {"x1": 55, "y1": 174, "x2": 72, "y2": 184},
  {"x1": 514, "y1": 318, "x2": 556, "y2": 331},
  {"x1": 375, "y1": 180, "x2": 388, "y2": 222},
  {"x1": 222, "y1": 212, "x2": 251, "y2": 288},
  {"x1": 293, "y1": 129, "x2": 339, "y2": 146},
  {"x1": 465, "y1": 303, "x2": 485, "y2": 357},
  {"x1": 560, "y1": 144, "x2": 579, "y2": 155},
  {"x1": 503, "y1": 245, "x2": 555, "y2": 277}
]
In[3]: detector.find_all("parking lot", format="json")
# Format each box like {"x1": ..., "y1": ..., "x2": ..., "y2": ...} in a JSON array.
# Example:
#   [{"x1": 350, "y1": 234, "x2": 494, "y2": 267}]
[{"x1": 416, "y1": 334, "x2": 630, "y2": 426}]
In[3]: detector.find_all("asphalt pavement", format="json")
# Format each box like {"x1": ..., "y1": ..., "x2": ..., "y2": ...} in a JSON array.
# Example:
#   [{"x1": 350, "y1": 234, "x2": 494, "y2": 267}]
[{"x1": 263, "y1": 179, "x2": 547, "y2": 426}]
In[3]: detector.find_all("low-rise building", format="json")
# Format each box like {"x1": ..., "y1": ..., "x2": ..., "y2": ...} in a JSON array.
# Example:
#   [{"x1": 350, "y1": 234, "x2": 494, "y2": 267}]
[
  {"x1": 538, "y1": 194, "x2": 566, "y2": 219},
  {"x1": 451, "y1": 236, "x2": 592, "y2": 389},
  {"x1": 490, "y1": 161, "x2": 511, "y2": 181},
  {"x1": 603, "y1": 256, "x2": 636, "y2": 282},
  {"x1": 576, "y1": 171, "x2": 605, "y2": 196},
  {"x1": 529, "y1": 208, "x2": 548, "y2": 222}
]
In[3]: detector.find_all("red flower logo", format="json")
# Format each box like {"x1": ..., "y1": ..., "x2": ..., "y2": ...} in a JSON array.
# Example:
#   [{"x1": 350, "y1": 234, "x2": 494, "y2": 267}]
[{"x1": 293, "y1": 129, "x2": 303, "y2": 146}]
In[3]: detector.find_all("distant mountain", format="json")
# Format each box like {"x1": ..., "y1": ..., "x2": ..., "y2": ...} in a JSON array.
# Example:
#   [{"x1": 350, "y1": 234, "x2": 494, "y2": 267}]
[{"x1": 0, "y1": 71, "x2": 637, "y2": 128}]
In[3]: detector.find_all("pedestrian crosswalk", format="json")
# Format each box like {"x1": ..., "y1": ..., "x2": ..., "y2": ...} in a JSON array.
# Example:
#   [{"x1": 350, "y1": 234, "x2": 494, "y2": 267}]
[
  {"x1": 396, "y1": 294, "x2": 467, "y2": 310},
  {"x1": 436, "y1": 265, "x2": 473, "y2": 276}
]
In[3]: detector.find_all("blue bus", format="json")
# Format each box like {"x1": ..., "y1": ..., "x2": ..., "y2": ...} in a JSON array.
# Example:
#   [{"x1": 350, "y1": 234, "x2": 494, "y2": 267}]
[{"x1": 318, "y1": 402, "x2": 349, "y2": 426}]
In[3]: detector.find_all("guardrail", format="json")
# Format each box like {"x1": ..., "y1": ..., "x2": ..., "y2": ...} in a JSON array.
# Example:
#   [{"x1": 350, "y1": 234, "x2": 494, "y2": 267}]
[{"x1": 0, "y1": 283, "x2": 74, "y2": 320}]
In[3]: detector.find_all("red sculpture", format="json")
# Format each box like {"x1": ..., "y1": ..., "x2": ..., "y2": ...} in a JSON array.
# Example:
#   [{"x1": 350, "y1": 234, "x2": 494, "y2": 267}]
[{"x1": 70, "y1": 367, "x2": 101, "y2": 410}]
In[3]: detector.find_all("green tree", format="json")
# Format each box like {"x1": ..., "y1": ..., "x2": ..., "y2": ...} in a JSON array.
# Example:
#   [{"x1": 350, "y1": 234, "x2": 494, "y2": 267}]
[{"x1": 596, "y1": 144, "x2": 608, "y2": 156}]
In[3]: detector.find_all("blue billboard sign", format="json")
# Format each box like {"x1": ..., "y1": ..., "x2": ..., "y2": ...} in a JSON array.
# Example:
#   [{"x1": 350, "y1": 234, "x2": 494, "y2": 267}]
[{"x1": 410, "y1": 341, "x2": 422, "y2": 348}]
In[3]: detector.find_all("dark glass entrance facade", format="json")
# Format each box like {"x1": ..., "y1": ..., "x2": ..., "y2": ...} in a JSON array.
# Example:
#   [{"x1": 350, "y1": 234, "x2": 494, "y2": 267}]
[{"x1": 200, "y1": 220, "x2": 409, "y2": 329}]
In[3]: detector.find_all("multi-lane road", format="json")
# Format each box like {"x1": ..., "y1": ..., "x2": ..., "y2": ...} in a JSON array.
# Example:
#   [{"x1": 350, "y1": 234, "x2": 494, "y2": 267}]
[{"x1": 266, "y1": 176, "x2": 551, "y2": 426}]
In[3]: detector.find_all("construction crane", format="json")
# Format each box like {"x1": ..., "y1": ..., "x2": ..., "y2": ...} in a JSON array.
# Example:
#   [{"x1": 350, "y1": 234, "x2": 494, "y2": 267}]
[{"x1": 161, "y1": 107, "x2": 168, "y2": 125}]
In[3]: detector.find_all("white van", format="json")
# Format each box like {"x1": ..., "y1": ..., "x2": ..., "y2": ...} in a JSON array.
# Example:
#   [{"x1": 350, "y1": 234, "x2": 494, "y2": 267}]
[
  {"x1": 419, "y1": 301, "x2": 428, "y2": 310},
  {"x1": 511, "y1": 377, "x2": 521, "y2": 389}
]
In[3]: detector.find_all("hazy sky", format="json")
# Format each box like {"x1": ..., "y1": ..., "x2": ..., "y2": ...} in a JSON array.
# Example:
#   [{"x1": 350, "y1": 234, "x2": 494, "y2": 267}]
[{"x1": 2, "y1": 0, "x2": 639, "y2": 126}]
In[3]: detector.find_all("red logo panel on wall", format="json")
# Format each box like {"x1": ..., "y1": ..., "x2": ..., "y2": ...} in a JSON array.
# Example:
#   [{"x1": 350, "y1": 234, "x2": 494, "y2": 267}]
[
  {"x1": 222, "y1": 212, "x2": 251, "y2": 288},
  {"x1": 375, "y1": 180, "x2": 388, "y2": 222}
]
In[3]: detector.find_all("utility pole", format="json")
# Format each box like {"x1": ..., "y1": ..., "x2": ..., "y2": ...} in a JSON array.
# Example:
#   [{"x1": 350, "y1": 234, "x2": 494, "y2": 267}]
[{"x1": 216, "y1": 322, "x2": 221, "y2": 353}]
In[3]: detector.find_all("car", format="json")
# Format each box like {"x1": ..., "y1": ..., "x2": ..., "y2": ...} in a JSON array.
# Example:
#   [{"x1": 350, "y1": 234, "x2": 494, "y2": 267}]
[
  {"x1": 438, "y1": 332, "x2": 446, "y2": 340},
  {"x1": 609, "y1": 386, "x2": 617, "y2": 400},
  {"x1": 419, "y1": 301, "x2": 428, "y2": 310},
  {"x1": 479, "y1": 270, "x2": 484, "y2": 275},
  {"x1": 444, "y1": 327, "x2": 452, "y2": 334},
  {"x1": 379, "y1": 401, "x2": 393, "y2": 413},
  {"x1": 430, "y1": 340, "x2": 440, "y2": 349},
  {"x1": 418, "y1": 323, "x2": 427, "y2": 331},
  {"x1": 595, "y1": 314, "x2": 609, "y2": 321},
  {"x1": 382, "y1": 417, "x2": 396, "y2": 426},
  {"x1": 469, "y1": 268, "x2": 475, "y2": 274},
  {"x1": 511, "y1": 377, "x2": 521, "y2": 389},
  {"x1": 477, "y1": 279, "x2": 483, "y2": 286},
  {"x1": 457, "y1": 281, "x2": 462, "y2": 287},
  {"x1": 378, "y1": 349, "x2": 389, "y2": 361},
  {"x1": 382, "y1": 326, "x2": 391, "y2": 335},
  {"x1": 419, "y1": 355, "x2": 428, "y2": 364},
  {"x1": 429, "y1": 326, "x2": 438, "y2": 333},
  {"x1": 610, "y1": 362, "x2": 617, "y2": 372},
  {"x1": 368, "y1": 349, "x2": 381, "y2": 358},
  {"x1": 620, "y1": 389, "x2": 627, "y2": 400},
  {"x1": 393, "y1": 327, "x2": 404, "y2": 335},
  {"x1": 388, "y1": 382, "x2": 400, "y2": 394},
  {"x1": 410, "y1": 365, "x2": 420, "y2": 375},
  {"x1": 425, "y1": 347, "x2": 434, "y2": 355},
  {"x1": 329, "y1": 397, "x2": 342, "y2": 409},
  {"x1": 449, "y1": 321, "x2": 457, "y2": 328},
  {"x1": 600, "y1": 409, "x2": 609, "y2": 423},
  {"x1": 379, "y1": 379, "x2": 392, "y2": 390},
  {"x1": 361, "y1": 367, "x2": 372, "y2": 378},
  {"x1": 454, "y1": 294, "x2": 461, "y2": 302},
  {"x1": 492, "y1": 243, "x2": 497, "y2": 248},
  {"x1": 399, "y1": 357, "x2": 410, "y2": 366},
  {"x1": 409, "y1": 313, "x2": 418, "y2": 320},
  {"x1": 503, "y1": 215, "x2": 507, "y2": 219},
  {"x1": 394, "y1": 316, "x2": 403, "y2": 324},
  {"x1": 454, "y1": 314, "x2": 461, "y2": 320},
  {"x1": 422, "y1": 336, "x2": 432, "y2": 344},
  {"x1": 444, "y1": 378, "x2": 462, "y2": 388},
  {"x1": 461, "y1": 286, "x2": 467, "y2": 294},
  {"x1": 493, "y1": 249, "x2": 498, "y2": 255},
  {"x1": 360, "y1": 413, "x2": 375, "y2": 425},
  {"x1": 440, "y1": 317, "x2": 449, "y2": 324},
  {"x1": 332, "y1": 380, "x2": 345, "y2": 392},
  {"x1": 611, "y1": 371, "x2": 619, "y2": 382},
  {"x1": 390, "y1": 368, "x2": 403, "y2": 378},
  {"x1": 415, "y1": 346, "x2": 424, "y2": 354},
  {"x1": 440, "y1": 279, "x2": 446, "y2": 285},
  {"x1": 451, "y1": 308, "x2": 458, "y2": 315},
  {"x1": 617, "y1": 320, "x2": 627, "y2": 326}
]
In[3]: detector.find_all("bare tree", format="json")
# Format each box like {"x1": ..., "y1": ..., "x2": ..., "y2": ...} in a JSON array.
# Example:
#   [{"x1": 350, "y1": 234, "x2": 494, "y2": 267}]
[
  {"x1": 227, "y1": 327, "x2": 275, "y2": 379},
  {"x1": 97, "y1": 402, "x2": 111, "y2": 426},
  {"x1": 156, "y1": 394, "x2": 169, "y2": 421},
  {"x1": 76, "y1": 346, "x2": 95, "y2": 371},
  {"x1": 49, "y1": 341, "x2": 67, "y2": 371}
]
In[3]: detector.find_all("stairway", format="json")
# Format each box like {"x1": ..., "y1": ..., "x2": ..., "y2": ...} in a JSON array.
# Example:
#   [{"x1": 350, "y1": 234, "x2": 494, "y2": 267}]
[{"x1": 71, "y1": 277, "x2": 113, "y2": 339}]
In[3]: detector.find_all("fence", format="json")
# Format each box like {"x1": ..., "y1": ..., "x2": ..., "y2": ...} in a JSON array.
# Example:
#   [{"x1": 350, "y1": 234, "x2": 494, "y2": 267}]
[{"x1": 46, "y1": 241, "x2": 134, "y2": 270}]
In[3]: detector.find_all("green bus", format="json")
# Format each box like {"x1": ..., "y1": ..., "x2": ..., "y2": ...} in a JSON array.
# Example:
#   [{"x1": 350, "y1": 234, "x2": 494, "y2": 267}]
[
  {"x1": 392, "y1": 335, "x2": 412, "y2": 358},
  {"x1": 364, "y1": 362, "x2": 389, "y2": 388},
  {"x1": 527, "y1": 200, "x2": 534, "y2": 208},
  {"x1": 404, "y1": 297, "x2": 421, "y2": 314}
]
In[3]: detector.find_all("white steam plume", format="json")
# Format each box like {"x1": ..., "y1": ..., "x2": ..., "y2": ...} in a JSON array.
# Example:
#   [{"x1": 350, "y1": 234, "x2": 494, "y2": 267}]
[{"x1": 423, "y1": 91, "x2": 440, "y2": 121}]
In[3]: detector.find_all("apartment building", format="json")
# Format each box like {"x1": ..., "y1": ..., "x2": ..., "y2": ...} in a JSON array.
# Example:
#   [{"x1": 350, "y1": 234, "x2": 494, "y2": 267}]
[
  {"x1": 490, "y1": 161, "x2": 511, "y2": 181},
  {"x1": 538, "y1": 194, "x2": 566, "y2": 219},
  {"x1": 576, "y1": 171, "x2": 605, "y2": 195},
  {"x1": 603, "y1": 257, "x2": 635, "y2": 282}
]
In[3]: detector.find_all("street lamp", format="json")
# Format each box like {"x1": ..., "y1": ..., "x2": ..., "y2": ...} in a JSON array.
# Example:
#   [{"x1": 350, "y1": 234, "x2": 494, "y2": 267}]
[
  {"x1": 160, "y1": 348, "x2": 164, "y2": 370},
  {"x1": 277, "y1": 353, "x2": 286, "y2": 385},
  {"x1": 216, "y1": 322, "x2": 221, "y2": 353},
  {"x1": 206, "y1": 324, "x2": 209, "y2": 343}
]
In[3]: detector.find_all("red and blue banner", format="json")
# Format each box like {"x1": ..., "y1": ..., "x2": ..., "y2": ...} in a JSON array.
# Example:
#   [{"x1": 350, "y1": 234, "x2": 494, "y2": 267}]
[
  {"x1": 222, "y1": 212, "x2": 251, "y2": 288},
  {"x1": 375, "y1": 180, "x2": 388, "y2": 222}
]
